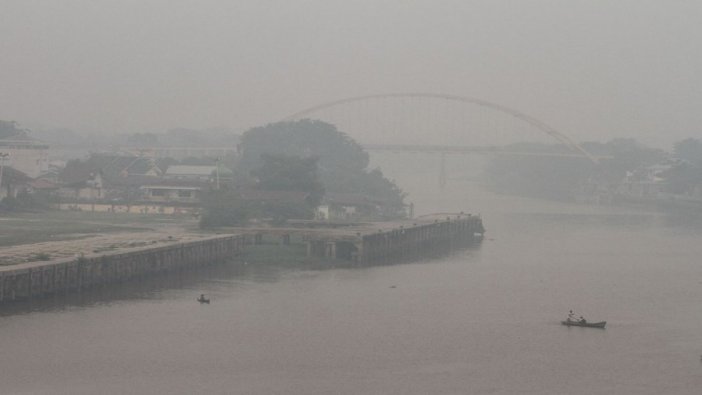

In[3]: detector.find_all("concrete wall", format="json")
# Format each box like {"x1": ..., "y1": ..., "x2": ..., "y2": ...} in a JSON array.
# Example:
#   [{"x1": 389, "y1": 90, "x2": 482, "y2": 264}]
[
  {"x1": 0, "y1": 235, "x2": 243, "y2": 303},
  {"x1": 357, "y1": 216, "x2": 484, "y2": 263},
  {"x1": 306, "y1": 215, "x2": 485, "y2": 263},
  {"x1": 56, "y1": 203, "x2": 198, "y2": 215}
]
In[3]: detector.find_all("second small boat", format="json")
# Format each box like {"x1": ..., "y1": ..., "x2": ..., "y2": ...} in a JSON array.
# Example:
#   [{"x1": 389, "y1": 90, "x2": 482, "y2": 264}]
[{"x1": 561, "y1": 320, "x2": 606, "y2": 329}]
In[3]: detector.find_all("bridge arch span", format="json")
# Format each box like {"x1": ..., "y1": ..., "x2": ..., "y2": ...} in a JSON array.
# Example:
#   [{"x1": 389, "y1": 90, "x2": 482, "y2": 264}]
[{"x1": 283, "y1": 92, "x2": 597, "y2": 163}]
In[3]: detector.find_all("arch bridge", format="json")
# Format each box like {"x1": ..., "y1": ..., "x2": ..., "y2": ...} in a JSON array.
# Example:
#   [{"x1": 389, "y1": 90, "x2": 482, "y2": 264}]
[{"x1": 283, "y1": 92, "x2": 601, "y2": 188}]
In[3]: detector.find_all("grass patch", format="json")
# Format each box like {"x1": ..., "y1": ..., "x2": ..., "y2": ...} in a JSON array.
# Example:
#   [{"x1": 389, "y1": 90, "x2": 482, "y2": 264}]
[{"x1": 0, "y1": 211, "x2": 195, "y2": 247}]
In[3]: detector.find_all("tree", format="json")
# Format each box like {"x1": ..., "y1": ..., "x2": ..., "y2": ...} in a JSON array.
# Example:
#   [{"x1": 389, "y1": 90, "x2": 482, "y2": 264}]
[
  {"x1": 674, "y1": 138, "x2": 702, "y2": 166},
  {"x1": 0, "y1": 120, "x2": 28, "y2": 139},
  {"x1": 238, "y1": 120, "x2": 406, "y2": 218},
  {"x1": 199, "y1": 188, "x2": 249, "y2": 228},
  {"x1": 247, "y1": 154, "x2": 325, "y2": 222},
  {"x1": 661, "y1": 161, "x2": 701, "y2": 195},
  {"x1": 663, "y1": 138, "x2": 702, "y2": 194},
  {"x1": 251, "y1": 153, "x2": 324, "y2": 207},
  {"x1": 483, "y1": 139, "x2": 666, "y2": 200},
  {"x1": 239, "y1": 119, "x2": 369, "y2": 173}
]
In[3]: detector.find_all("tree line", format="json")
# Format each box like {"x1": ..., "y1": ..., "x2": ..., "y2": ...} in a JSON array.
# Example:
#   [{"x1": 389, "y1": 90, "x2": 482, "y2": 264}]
[{"x1": 483, "y1": 137, "x2": 702, "y2": 201}]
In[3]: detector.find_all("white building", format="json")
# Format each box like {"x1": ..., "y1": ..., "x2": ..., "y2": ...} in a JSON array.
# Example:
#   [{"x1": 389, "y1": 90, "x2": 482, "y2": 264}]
[{"x1": 0, "y1": 138, "x2": 50, "y2": 178}]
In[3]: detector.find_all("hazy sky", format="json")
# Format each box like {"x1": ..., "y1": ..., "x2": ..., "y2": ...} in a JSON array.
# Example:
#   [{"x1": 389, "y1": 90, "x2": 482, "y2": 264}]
[{"x1": 1, "y1": 0, "x2": 700, "y2": 148}]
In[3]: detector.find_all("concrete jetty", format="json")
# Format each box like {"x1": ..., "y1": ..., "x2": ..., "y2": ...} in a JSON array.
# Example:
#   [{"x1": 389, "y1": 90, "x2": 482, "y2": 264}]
[
  {"x1": 0, "y1": 213, "x2": 483, "y2": 304},
  {"x1": 237, "y1": 213, "x2": 484, "y2": 264},
  {"x1": 307, "y1": 214, "x2": 484, "y2": 263},
  {"x1": 0, "y1": 234, "x2": 244, "y2": 303}
]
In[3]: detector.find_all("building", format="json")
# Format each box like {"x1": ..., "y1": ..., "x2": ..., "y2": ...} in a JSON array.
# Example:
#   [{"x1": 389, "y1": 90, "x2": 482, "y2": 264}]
[
  {"x1": 124, "y1": 147, "x2": 235, "y2": 160},
  {"x1": 0, "y1": 166, "x2": 32, "y2": 199},
  {"x1": 140, "y1": 180, "x2": 205, "y2": 205},
  {"x1": 164, "y1": 164, "x2": 232, "y2": 182},
  {"x1": 0, "y1": 138, "x2": 50, "y2": 178},
  {"x1": 56, "y1": 154, "x2": 162, "y2": 201},
  {"x1": 315, "y1": 193, "x2": 383, "y2": 221},
  {"x1": 617, "y1": 159, "x2": 682, "y2": 199}
]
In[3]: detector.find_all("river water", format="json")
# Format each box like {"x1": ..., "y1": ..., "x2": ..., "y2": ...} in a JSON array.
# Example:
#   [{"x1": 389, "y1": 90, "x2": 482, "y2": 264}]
[{"x1": 2, "y1": 158, "x2": 702, "y2": 394}]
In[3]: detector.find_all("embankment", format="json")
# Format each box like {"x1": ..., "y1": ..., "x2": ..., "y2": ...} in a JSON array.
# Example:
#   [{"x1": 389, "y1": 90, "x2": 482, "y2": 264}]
[{"x1": 0, "y1": 234, "x2": 243, "y2": 303}]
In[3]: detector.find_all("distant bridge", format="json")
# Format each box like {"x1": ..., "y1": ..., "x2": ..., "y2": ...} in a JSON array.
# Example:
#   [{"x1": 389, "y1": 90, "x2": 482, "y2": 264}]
[
  {"x1": 284, "y1": 92, "x2": 598, "y2": 163},
  {"x1": 362, "y1": 143, "x2": 610, "y2": 189},
  {"x1": 284, "y1": 92, "x2": 600, "y2": 188},
  {"x1": 362, "y1": 143, "x2": 609, "y2": 159}
]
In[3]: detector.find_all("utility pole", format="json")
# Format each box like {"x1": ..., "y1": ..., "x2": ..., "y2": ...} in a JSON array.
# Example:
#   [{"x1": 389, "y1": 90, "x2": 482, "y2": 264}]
[
  {"x1": 215, "y1": 157, "x2": 220, "y2": 190},
  {"x1": 439, "y1": 152, "x2": 447, "y2": 190},
  {"x1": 0, "y1": 152, "x2": 9, "y2": 198}
]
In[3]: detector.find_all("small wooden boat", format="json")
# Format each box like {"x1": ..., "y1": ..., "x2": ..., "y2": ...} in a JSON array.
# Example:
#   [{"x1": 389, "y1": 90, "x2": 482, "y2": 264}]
[
  {"x1": 197, "y1": 296, "x2": 210, "y2": 304},
  {"x1": 561, "y1": 320, "x2": 606, "y2": 328}
]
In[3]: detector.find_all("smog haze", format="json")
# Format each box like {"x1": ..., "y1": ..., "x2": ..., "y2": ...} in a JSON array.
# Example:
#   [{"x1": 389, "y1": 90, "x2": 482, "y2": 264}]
[{"x1": 1, "y1": 0, "x2": 700, "y2": 148}]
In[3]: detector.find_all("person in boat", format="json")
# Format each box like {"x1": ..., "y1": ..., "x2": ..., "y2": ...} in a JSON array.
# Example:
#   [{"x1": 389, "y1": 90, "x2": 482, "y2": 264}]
[
  {"x1": 567, "y1": 310, "x2": 576, "y2": 322},
  {"x1": 198, "y1": 294, "x2": 207, "y2": 302},
  {"x1": 579, "y1": 316, "x2": 587, "y2": 324}
]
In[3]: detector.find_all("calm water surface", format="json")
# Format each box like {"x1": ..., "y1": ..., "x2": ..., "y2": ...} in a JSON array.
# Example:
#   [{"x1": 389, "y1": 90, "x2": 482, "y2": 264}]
[{"x1": 2, "y1": 178, "x2": 702, "y2": 394}]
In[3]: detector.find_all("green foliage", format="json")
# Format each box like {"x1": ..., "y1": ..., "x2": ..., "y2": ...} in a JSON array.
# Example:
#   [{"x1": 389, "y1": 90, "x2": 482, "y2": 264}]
[
  {"x1": 592, "y1": 139, "x2": 666, "y2": 184},
  {"x1": 674, "y1": 138, "x2": 702, "y2": 166},
  {"x1": 239, "y1": 119, "x2": 369, "y2": 173},
  {"x1": 0, "y1": 191, "x2": 52, "y2": 212},
  {"x1": 484, "y1": 139, "x2": 666, "y2": 200},
  {"x1": 0, "y1": 196, "x2": 22, "y2": 212},
  {"x1": 661, "y1": 138, "x2": 702, "y2": 194},
  {"x1": 246, "y1": 154, "x2": 323, "y2": 223},
  {"x1": 262, "y1": 200, "x2": 314, "y2": 224},
  {"x1": 199, "y1": 188, "x2": 250, "y2": 228},
  {"x1": 0, "y1": 120, "x2": 28, "y2": 139},
  {"x1": 239, "y1": 120, "x2": 406, "y2": 217},
  {"x1": 252, "y1": 154, "x2": 324, "y2": 207},
  {"x1": 661, "y1": 162, "x2": 702, "y2": 195}
]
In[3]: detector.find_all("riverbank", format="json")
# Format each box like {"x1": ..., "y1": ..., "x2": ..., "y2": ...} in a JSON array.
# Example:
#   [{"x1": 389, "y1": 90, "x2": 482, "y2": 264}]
[
  {"x1": 0, "y1": 211, "x2": 203, "y2": 266},
  {"x1": 0, "y1": 211, "x2": 198, "y2": 248},
  {"x1": 0, "y1": 212, "x2": 484, "y2": 303},
  {"x1": 0, "y1": 234, "x2": 244, "y2": 303}
]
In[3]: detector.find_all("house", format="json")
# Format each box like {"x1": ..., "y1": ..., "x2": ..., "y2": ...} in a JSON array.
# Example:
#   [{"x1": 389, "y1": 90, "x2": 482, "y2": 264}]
[
  {"x1": 0, "y1": 166, "x2": 32, "y2": 199},
  {"x1": 164, "y1": 165, "x2": 232, "y2": 182},
  {"x1": 315, "y1": 193, "x2": 383, "y2": 220},
  {"x1": 617, "y1": 158, "x2": 683, "y2": 199},
  {"x1": 56, "y1": 161, "x2": 105, "y2": 201},
  {"x1": 0, "y1": 137, "x2": 50, "y2": 178},
  {"x1": 140, "y1": 180, "x2": 206, "y2": 205},
  {"x1": 57, "y1": 154, "x2": 163, "y2": 201},
  {"x1": 27, "y1": 178, "x2": 60, "y2": 194}
]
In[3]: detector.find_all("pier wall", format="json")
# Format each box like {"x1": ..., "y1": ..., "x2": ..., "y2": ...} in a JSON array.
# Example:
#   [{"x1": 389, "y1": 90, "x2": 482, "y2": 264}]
[
  {"x1": 0, "y1": 235, "x2": 243, "y2": 303},
  {"x1": 357, "y1": 216, "x2": 484, "y2": 263},
  {"x1": 306, "y1": 215, "x2": 484, "y2": 263}
]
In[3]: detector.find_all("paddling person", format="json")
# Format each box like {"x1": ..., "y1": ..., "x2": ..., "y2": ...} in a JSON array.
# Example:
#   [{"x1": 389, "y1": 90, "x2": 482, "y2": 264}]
[
  {"x1": 579, "y1": 316, "x2": 587, "y2": 324},
  {"x1": 567, "y1": 310, "x2": 576, "y2": 322}
]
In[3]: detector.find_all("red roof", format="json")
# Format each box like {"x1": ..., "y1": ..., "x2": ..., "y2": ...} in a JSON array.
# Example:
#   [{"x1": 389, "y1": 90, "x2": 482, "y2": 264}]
[{"x1": 28, "y1": 179, "x2": 59, "y2": 190}]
